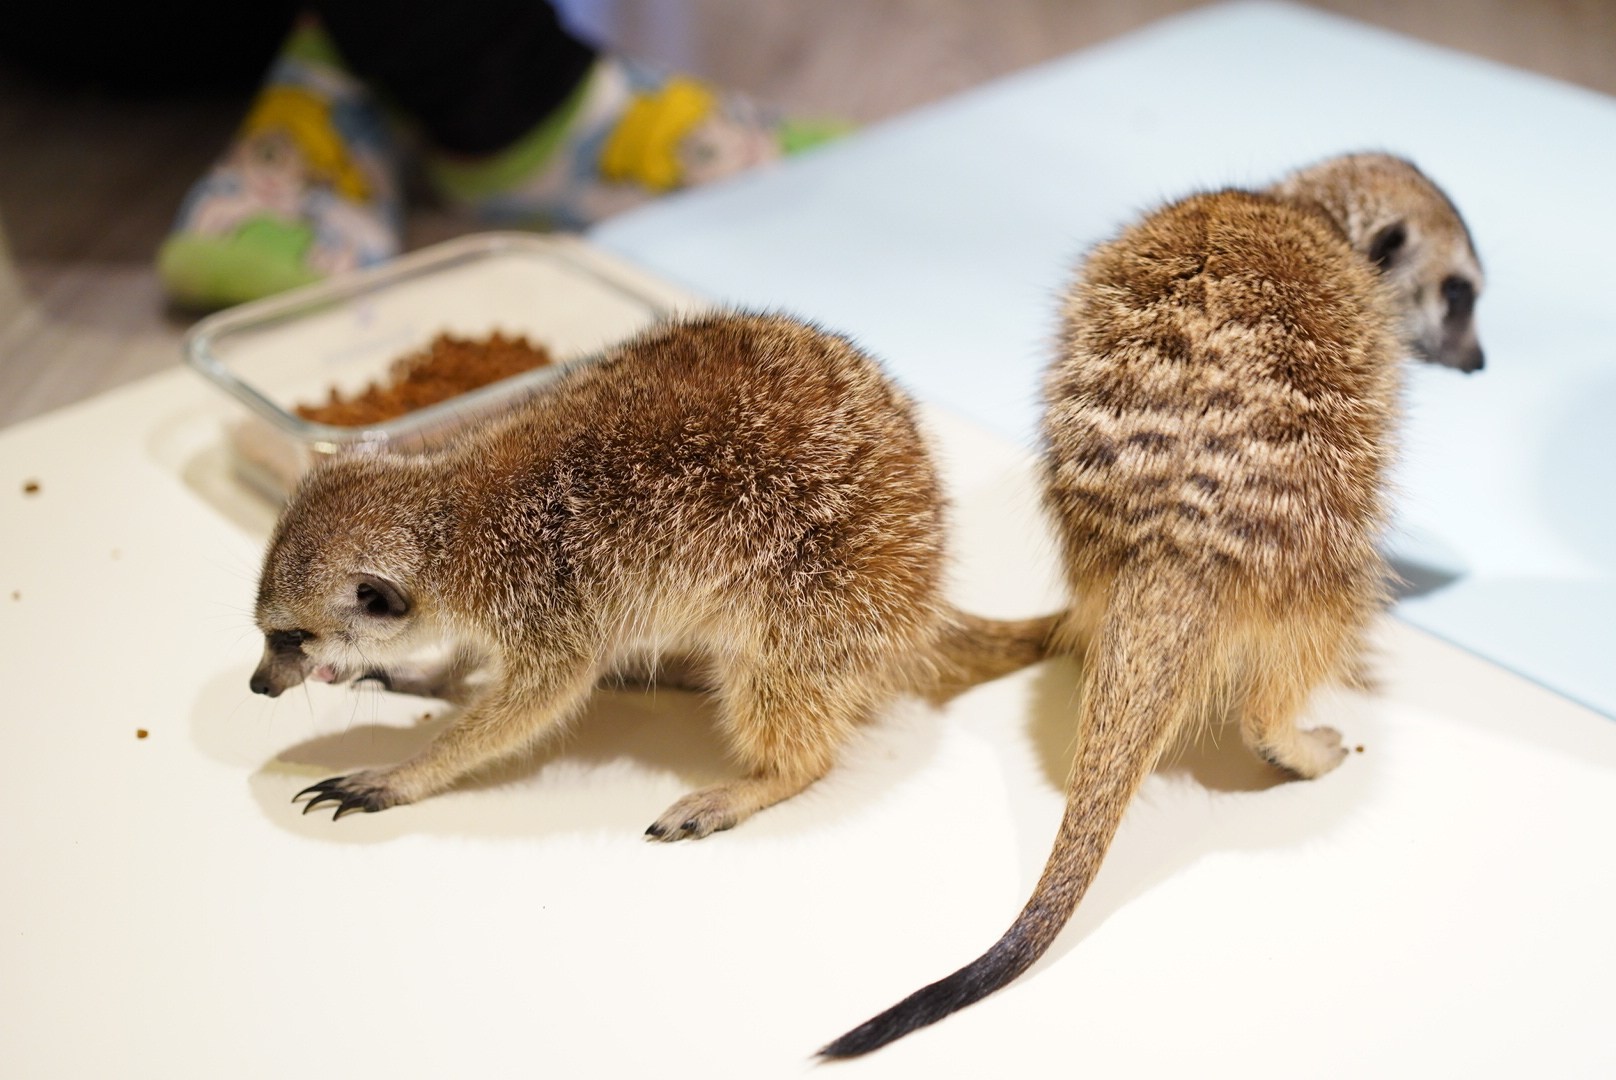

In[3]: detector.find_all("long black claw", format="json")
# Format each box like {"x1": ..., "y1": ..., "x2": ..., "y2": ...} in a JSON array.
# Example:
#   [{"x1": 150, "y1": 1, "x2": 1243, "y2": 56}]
[
  {"x1": 293, "y1": 777, "x2": 345, "y2": 803},
  {"x1": 333, "y1": 796, "x2": 378, "y2": 820},
  {"x1": 301, "y1": 791, "x2": 347, "y2": 815},
  {"x1": 355, "y1": 669, "x2": 393, "y2": 690},
  {"x1": 293, "y1": 775, "x2": 392, "y2": 819},
  {"x1": 645, "y1": 823, "x2": 667, "y2": 838}
]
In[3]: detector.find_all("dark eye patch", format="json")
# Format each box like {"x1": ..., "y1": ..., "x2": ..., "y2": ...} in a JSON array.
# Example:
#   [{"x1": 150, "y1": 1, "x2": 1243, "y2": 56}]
[
  {"x1": 1368, "y1": 222, "x2": 1407, "y2": 270},
  {"x1": 267, "y1": 629, "x2": 315, "y2": 652},
  {"x1": 1441, "y1": 275, "x2": 1476, "y2": 320}
]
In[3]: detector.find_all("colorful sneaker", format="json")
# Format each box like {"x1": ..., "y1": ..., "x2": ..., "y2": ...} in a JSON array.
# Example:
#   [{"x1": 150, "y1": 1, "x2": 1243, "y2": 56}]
[
  {"x1": 157, "y1": 25, "x2": 401, "y2": 309},
  {"x1": 427, "y1": 58, "x2": 848, "y2": 229}
]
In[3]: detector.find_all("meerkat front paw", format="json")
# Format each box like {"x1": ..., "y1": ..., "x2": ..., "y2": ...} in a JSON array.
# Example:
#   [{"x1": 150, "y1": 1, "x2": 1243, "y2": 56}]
[
  {"x1": 294, "y1": 771, "x2": 409, "y2": 819},
  {"x1": 353, "y1": 665, "x2": 477, "y2": 704},
  {"x1": 644, "y1": 788, "x2": 742, "y2": 841}
]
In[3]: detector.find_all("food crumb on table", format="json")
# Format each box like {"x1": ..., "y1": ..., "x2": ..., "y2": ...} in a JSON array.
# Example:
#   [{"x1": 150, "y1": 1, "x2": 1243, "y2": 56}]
[
  {"x1": 136, "y1": 729, "x2": 149, "y2": 740},
  {"x1": 22, "y1": 479, "x2": 40, "y2": 495}
]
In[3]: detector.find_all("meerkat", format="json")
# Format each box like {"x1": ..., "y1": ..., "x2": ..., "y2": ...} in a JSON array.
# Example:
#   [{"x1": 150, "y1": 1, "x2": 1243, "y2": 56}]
[
  {"x1": 250, "y1": 312, "x2": 1058, "y2": 838},
  {"x1": 821, "y1": 153, "x2": 1485, "y2": 1056}
]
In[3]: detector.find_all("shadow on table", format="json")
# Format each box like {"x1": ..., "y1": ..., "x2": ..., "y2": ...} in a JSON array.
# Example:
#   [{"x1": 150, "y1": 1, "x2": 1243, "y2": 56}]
[
  {"x1": 189, "y1": 663, "x2": 947, "y2": 846},
  {"x1": 960, "y1": 653, "x2": 1377, "y2": 980}
]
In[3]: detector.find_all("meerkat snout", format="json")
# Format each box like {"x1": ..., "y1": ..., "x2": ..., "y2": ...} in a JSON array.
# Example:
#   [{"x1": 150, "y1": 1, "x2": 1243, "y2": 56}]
[
  {"x1": 249, "y1": 629, "x2": 355, "y2": 697},
  {"x1": 1436, "y1": 274, "x2": 1484, "y2": 372},
  {"x1": 250, "y1": 629, "x2": 317, "y2": 697},
  {"x1": 1379, "y1": 221, "x2": 1485, "y2": 373}
]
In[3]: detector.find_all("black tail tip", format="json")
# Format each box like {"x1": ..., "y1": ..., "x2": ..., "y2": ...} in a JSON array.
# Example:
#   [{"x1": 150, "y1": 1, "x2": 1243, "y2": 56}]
[
  {"x1": 816, "y1": 1026, "x2": 888, "y2": 1061},
  {"x1": 815, "y1": 955, "x2": 1023, "y2": 1059},
  {"x1": 816, "y1": 1007, "x2": 930, "y2": 1061}
]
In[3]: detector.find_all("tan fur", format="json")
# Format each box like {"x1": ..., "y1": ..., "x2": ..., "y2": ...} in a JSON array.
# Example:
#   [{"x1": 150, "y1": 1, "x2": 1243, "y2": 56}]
[
  {"x1": 250, "y1": 312, "x2": 1058, "y2": 836},
  {"x1": 1272, "y1": 152, "x2": 1485, "y2": 372},
  {"x1": 822, "y1": 153, "x2": 1485, "y2": 1057}
]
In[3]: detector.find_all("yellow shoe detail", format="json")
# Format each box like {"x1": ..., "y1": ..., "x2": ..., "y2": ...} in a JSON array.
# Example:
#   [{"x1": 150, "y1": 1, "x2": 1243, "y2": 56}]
[
  {"x1": 241, "y1": 85, "x2": 372, "y2": 202},
  {"x1": 598, "y1": 78, "x2": 717, "y2": 191}
]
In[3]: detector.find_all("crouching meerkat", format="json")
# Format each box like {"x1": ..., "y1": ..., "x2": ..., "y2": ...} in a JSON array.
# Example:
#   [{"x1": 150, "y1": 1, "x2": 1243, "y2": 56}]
[
  {"x1": 823, "y1": 153, "x2": 1485, "y2": 1056},
  {"x1": 250, "y1": 312, "x2": 1059, "y2": 838}
]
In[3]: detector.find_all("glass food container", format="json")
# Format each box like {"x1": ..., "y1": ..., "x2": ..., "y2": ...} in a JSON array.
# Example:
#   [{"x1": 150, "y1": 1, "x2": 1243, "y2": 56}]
[{"x1": 185, "y1": 232, "x2": 701, "y2": 501}]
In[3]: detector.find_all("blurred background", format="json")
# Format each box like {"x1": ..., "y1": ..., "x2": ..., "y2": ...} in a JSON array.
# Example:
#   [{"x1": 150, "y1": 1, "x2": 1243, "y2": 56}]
[{"x1": 1, "y1": 0, "x2": 1612, "y2": 429}]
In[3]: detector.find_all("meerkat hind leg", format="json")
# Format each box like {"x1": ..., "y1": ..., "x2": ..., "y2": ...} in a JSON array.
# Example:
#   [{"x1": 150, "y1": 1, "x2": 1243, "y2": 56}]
[
  {"x1": 1237, "y1": 620, "x2": 1352, "y2": 780},
  {"x1": 644, "y1": 669, "x2": 858, "y2": 841}
]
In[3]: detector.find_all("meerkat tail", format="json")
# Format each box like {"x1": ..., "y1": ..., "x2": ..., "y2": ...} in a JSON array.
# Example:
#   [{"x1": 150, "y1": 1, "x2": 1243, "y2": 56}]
[
  {"x1": 820, "y1": 564, "x2": 1210, "y2": 1059},
  {"x1": 918, "y1": 608, "x2": 1063, "y2": 705}
]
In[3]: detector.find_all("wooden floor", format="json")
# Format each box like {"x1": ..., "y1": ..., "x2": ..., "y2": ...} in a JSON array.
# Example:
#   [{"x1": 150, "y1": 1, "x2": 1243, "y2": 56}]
[{"x1": 2, "y1": 0, "x2": 1612, "y2": 429}]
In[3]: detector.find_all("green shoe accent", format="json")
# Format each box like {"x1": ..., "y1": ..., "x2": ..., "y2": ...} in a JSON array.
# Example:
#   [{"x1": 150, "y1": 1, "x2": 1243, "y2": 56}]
[
  {"x1": 779, "y1": 118, "x2": 854, "y2": 156},
  {"x1": 427, "y1": 71, "x2": 596, "y2": 202},
  {"x1": 157, "y1": 217, "x2": 324, "y2": 310},
  {"x1": 281, "y1": 21, "x2": 346, "y2": 69}
]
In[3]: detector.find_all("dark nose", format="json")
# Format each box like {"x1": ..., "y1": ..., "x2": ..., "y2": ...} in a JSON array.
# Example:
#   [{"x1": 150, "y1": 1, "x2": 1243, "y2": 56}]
[{"x1": 249, "y1": 671, "x2": 280, "y2": 697}]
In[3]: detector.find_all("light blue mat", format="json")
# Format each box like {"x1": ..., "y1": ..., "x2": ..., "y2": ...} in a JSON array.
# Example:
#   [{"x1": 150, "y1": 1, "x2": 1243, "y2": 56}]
[{"x1": 595, "y1": 0, "x2": 1616, "y2": 718}]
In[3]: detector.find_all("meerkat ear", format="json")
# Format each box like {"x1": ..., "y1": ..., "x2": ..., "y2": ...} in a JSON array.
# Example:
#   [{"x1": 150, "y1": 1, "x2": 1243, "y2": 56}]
[
  {"x1": 1367, "y1": 221, "x2": 1407, "y2": 271},
  {"x1": 351, "y1": 574, "x2": 411, "y2": 618}
]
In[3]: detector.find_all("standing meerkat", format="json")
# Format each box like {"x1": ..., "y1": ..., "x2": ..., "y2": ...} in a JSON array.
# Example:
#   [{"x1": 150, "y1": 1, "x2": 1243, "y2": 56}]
[
  {"x1": 822, "y1": 153, "x2": 1485, "y2": 1056},
  {"x1": 250, "y1": 312, "x2": 1058, "y2": 838}
]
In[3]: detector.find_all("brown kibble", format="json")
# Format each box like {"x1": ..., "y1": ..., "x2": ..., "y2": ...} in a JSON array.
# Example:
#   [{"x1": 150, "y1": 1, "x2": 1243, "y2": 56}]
[
  {"x1": 295, "y1": 332, "x2": 556, "y2": 427},
  {"x1": 1354, "y1": 745, "x2": 1365, "y2": 753},
  {"x1": 22, "y1": 479, "x2": 40, "y2": 495},
  {"x1": 136, "y1": 729, "x2": 149, "y2": 739}
]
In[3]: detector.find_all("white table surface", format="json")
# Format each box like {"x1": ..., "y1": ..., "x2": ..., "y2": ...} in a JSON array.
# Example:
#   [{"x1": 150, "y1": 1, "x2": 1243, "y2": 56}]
[
  {"x1": 594, "y1": 0, "x2": 1616, "y2": 720},
  {"x1": 3, "y1": 359, "x2": 1613, "y2": 1078},
  {"x1": 4, "y1": 4, "x2": 1616, "y2": 1078}
]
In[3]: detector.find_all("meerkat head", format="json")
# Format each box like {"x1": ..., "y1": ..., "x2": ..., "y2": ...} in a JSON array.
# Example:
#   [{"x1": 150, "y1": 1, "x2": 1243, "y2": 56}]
[
  {"x1": 1270, "y1": 153, "x2": 1485, "y2": 373},
  {"x1": 249, "y1": 456, "x2": 439, "y2": 697}
]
